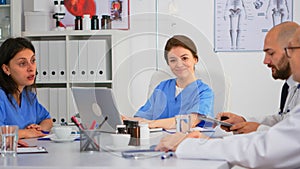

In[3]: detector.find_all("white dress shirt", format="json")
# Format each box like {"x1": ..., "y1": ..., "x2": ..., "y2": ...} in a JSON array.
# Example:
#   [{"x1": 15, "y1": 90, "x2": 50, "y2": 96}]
[
  {"x1": 175, "y1": 104, "x2": 300, "y2": 169},
  {"x1": 246, "y1": 76, "x2": 299, "y2": 132}
]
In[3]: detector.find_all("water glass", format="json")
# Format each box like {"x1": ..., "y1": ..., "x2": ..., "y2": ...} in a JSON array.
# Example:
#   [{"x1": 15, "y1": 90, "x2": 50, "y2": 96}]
[
  {"x1": 175, "y1": 114, "x2": 191, "y2": 133},
  {"x1": 0, "y1": 125, "x2": 19, "y2": 157}
]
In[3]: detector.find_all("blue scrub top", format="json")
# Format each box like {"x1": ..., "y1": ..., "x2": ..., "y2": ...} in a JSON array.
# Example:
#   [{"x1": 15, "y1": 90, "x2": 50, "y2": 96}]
[
  {"x1": 134, "y1": 79, "x2": 214, "y2": 125},
  {"x1": 0, "y1": 88, "x2": 51, "y2": 129}
]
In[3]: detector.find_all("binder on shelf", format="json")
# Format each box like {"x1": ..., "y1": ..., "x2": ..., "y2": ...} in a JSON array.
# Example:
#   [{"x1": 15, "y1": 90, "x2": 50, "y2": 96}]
[
  {"x1": 49, "y1": 88, "x2": 59, "y2": 124},
  {"x1": 48, "y1": 41, "x2": 59, "y2": 82},
  {"x1": 69, "y1": 88, "x2": 79, "y2": 118},
  {"x1": 87, "y1": 39, "x2": 108, "y2": 82},
  {"x1": 39, "y1": 41, "x2": 49, "y2": 82},
  {"x1": 78, "y1": 40, "x2": 88, "y2": 81},
  {"x1": 58, "y1": 41, "x2": 66, "y2": 82},
  {"x1": 31, "y1": 41, "x2": 41, "y2": 82},
  {"x1": 36, "y1": 88, "x2": 50, "y2": 111},
  {"x1": 69, "y1": 40, "x2": 79, "y2": 82},
  {"x1": 58, "y1": 88, "x2": 67, "y2": 124}
]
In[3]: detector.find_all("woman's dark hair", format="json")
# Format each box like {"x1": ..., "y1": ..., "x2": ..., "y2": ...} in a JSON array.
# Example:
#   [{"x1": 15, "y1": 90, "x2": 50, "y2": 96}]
[
  {"x1": 164, "y1": 35, "x2": 198, "y2": 64},
  {"x1": 0, "y1": 37, "x2": 36, "y2": 106}
]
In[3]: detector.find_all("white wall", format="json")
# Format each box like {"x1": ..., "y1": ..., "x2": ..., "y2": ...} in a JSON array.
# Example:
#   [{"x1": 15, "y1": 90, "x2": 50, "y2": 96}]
[
  {"x1": 18, "y1": 0, "x2": 300, "y2": 119},
  {"x1": 113, "y1": 0, "x2": 300, "y2": 119}
]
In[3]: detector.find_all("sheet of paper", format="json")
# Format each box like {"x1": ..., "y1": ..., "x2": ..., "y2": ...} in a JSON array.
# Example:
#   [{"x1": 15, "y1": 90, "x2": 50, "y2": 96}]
[{"x1": 17, "y1": 147, "x2": 48, "y2": 154}]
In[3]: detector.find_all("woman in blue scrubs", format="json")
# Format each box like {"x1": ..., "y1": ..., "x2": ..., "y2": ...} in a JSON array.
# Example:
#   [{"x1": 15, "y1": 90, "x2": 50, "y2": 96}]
[
  {"x1": 129, "y1": 35, "x2": 214, "y2": 129},
  {"x1": 0, "y1": 37, "x2": 53, "y2": 139}
]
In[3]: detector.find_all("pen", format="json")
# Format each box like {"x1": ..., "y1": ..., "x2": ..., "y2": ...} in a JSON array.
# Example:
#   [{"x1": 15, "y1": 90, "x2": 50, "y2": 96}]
[
  {"x1": 89, "y1": 120, "x2": 97, "y2": 130},
  {"x1": 161, "y1": 152, "x2": 173, "y2": 159},
  {"x1": 97, "y1": 116, "x2": 108, "y2": 129},
  {"x1": 71, "y1": 116, "x2": 84, "y2": 130},
  {"x1": 162, "y1": 128, "x2": 176, "y2": 134}
]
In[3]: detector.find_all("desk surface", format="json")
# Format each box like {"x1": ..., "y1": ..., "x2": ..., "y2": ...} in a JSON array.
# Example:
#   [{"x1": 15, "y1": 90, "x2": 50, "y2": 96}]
[{"x1": 0, "y1": 132, "x2": 230, "y2": 169}]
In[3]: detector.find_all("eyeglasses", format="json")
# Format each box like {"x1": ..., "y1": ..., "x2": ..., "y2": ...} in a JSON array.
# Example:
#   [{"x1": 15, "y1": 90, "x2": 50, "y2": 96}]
[{"x1": 284, "y1": 46, "x2": 300, "y2": 58}]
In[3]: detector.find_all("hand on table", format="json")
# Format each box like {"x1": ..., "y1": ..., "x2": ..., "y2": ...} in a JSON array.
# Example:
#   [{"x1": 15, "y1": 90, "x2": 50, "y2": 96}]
[
  {"x1": 19, "y1": 128, "x2": 47, "y2": 139},
  {"x1": 18, "y1": 139, "x2": 29, "y2": 147},
  {"x1": 26, "y1": 124, "x2": 42, "y2": 131},
  {"x1": 121, "y1": 115, "x2": 152, "y2": 124},
  {"x1": 155, "y1": 131, "x2": 208, "y2": 152}
]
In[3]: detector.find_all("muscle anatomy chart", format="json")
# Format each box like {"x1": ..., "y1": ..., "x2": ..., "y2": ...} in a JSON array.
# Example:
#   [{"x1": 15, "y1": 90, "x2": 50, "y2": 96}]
[{"x1": 214, "y1": 0, "x2": 293, "y2": 51}]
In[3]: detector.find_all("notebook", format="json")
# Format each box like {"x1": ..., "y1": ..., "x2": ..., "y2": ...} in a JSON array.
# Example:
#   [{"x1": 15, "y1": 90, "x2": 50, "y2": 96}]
[{"x1": 71, "y1": 88, "x2": 123, "y2": 133}]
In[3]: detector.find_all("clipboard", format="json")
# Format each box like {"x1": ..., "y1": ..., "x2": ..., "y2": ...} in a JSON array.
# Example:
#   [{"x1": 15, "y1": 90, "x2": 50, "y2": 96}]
[{"x1": 198, "y1": 115, "x2": 233, "y2": 127}]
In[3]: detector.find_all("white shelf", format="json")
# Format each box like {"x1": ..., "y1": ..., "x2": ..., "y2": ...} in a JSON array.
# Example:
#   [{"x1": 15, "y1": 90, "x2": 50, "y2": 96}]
[
  {"x1": 22, "y1": 29, "x2": 122, "y2": 37},
  {"x1": 24, "y1": 31, "x2": 114, "y2": 124}
]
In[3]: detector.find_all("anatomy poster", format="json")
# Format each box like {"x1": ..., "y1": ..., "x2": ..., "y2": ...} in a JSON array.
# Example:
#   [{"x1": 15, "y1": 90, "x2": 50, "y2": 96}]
[{"x1": 214, "y1": 0, "x2": 293, "y2": 52}]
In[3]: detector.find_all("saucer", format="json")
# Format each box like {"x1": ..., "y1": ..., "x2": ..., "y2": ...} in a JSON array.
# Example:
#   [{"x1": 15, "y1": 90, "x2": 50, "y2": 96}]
[{"x1": 50, "y1": 137, "x2": 76, "y2": 143}]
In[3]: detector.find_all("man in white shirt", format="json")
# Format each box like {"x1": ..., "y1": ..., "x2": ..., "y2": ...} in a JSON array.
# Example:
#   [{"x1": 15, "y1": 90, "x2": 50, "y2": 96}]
[
  {"x1": 217, "y1": 21, "x2": 299, "y2": 134},
  {"x1": 155, "y1": 24, "x2": 300, "y2": 168}
]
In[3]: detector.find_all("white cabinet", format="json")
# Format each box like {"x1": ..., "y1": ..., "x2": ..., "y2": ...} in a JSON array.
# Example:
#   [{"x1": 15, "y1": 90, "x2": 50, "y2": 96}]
[
  {"x1": 0, "y1": 0, "x2": 21, "y2": 42},
  {"x1": 23, "y1": 30, "x2": 114, "y2": 124}
]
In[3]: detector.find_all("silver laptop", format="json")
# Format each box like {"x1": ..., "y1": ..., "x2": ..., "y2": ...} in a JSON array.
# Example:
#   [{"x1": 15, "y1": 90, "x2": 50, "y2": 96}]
[{"x1": 71, "y1": 87, "x2": 122, "y2": 133}]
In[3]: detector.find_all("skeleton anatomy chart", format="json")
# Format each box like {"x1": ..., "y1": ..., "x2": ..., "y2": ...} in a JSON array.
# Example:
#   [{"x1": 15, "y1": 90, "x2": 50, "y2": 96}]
[{"x1": 214, "y1": 0, "x2": 293, "y2": 51}]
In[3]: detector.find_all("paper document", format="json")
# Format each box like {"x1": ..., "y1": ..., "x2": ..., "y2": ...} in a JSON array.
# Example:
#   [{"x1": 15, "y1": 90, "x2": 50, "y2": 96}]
[{"x1": 17, "y1": 147, "x2": 48, "y2": 154}]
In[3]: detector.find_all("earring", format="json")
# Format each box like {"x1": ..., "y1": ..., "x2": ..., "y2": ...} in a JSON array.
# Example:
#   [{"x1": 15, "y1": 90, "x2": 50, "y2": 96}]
[{"x1": 7, "y1": 73, "x2": 10, "y2": 76}]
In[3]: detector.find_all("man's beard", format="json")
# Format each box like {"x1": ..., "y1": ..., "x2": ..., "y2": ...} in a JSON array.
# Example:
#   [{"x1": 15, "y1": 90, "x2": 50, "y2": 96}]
[{"x1": 271, "y1": 55, "x2": 291, "y2": 80}]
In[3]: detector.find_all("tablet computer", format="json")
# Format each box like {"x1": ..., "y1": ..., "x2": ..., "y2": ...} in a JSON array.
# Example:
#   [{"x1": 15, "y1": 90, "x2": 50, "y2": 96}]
[{"x1": 198, "y1": 115, "x2": 233, "y2": 127}]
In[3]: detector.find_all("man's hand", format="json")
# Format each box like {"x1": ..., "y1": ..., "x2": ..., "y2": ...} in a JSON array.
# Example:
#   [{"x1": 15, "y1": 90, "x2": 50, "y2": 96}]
[
  {"x1": 230, "y1": 122, "x2": 260, "y2": 134},
  {"x1": 216, "y1": 112, "x2": 246, "y2": 131},
  {"x1": 155, "y1": 131, "x2": 207, "y2": 152}
]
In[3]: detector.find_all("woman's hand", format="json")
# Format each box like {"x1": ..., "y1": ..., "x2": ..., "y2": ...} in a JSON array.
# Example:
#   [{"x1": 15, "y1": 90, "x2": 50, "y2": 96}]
[
  {"x1": 18, "y1": 139, "x2": 29, "y2": 147},
  {"x1": 19, "y1": 128, "x2": 47, "y2": 139},
  {"x1": 26, "y1": 124, "x2": 42, "y2": 131},
  {"x1": 121, "y1": 115, "x2": 152, "y2": 124}
]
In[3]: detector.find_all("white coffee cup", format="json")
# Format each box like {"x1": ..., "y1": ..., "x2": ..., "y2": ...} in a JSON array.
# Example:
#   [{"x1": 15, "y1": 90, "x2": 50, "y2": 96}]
[
  {"x1": 53, "y1": 127, "x2": 73, "y2": 139},
  {"x1": 110, "y1": 134, "x2": 130, "y2": 147}
]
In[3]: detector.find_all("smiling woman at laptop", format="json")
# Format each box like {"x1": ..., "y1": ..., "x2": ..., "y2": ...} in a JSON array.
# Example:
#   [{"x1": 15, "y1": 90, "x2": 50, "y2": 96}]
[{"x1": 124, "y1": 35, "x2": 214, "y2": 129}]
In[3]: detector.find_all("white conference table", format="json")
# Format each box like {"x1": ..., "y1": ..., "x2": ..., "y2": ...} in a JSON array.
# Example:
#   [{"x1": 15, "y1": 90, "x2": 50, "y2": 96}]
[{"x1": 0, "y1": 132, "x2": 230, "y2": 169}]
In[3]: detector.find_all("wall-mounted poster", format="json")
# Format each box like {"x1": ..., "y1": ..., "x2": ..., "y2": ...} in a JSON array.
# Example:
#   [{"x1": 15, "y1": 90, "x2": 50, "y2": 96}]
[
  {"x1": 214, "y1": 0, "x2": 293, "y2": 52},
  {"x1": 62, "y1": 0, "x2": 130, "y2": 30}
]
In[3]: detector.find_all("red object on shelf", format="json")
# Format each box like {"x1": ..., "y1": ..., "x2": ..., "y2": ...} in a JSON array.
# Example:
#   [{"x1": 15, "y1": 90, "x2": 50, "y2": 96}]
[{"x1": 64, "y1": 0, "x2": 96, "y2": 17}]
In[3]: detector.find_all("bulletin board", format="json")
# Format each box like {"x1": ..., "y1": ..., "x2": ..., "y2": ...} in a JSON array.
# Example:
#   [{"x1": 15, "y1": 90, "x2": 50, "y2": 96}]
[{"x1": 214, "y1": 0, "x2": 293, "y2": 52}]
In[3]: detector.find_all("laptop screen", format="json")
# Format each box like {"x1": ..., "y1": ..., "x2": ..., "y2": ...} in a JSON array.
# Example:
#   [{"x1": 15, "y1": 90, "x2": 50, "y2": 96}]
[{"x1": 71, "y1": 87, "x2": 122, "y2": 133}]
